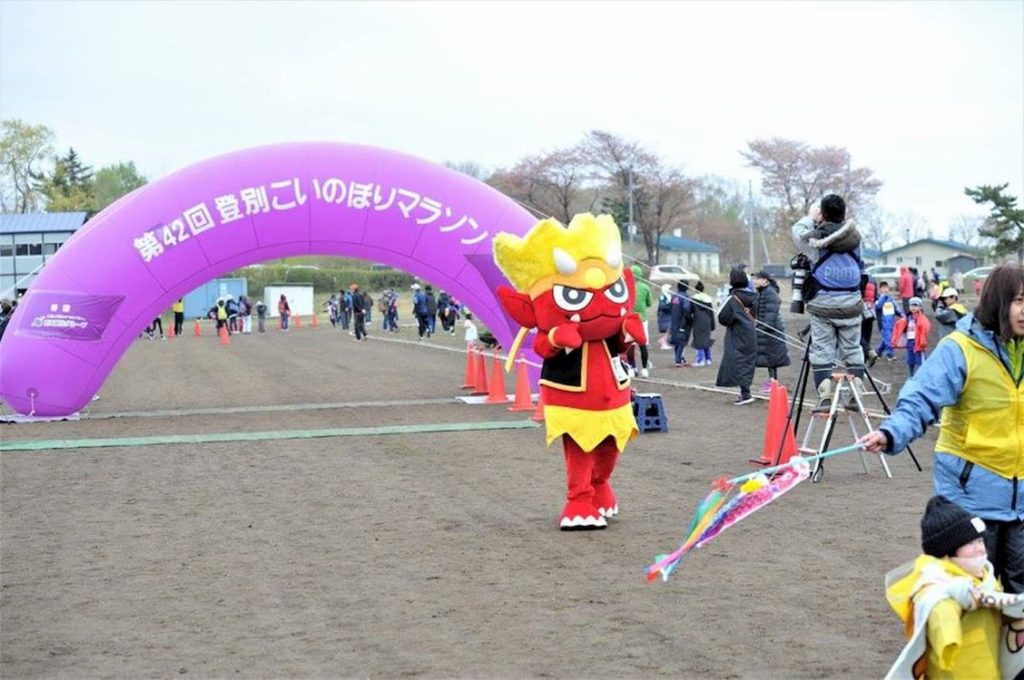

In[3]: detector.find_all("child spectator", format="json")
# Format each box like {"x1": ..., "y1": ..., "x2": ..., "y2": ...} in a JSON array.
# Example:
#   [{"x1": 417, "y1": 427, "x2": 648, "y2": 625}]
[
  {"x1": 277, "y1": 294, "x2": 290, "y2": 331},
  {"x1": 669, "y1": 281, "x2": 695, "y2": 367},
  {"x1": 884, "y1": 496, "x2": 1011, "y2": 679},
  {"x1": 464, "y1": 312, "x2": 498, "y2": 349},
  {"x1": 716, "y1": 268, "x2": 757, "y2": 405},
  {"x1": 690, "y1": 281, "x2": 715, "y2": 366},
  {"x1": 873, "y1": 281, "x2": 902, "y2": 364},
  {"x1": 215, "y1": 299, "x2": 228, "y2": 333},
  {"x1": 255, "y1": 299, "x2": 267, "y2": 333},
  {"x1": 894, "y1": 297, "x2": 931, "y2": 378},
  {"x1": 934, "y1": 288, "x2": 968, "y2": 342},
  {"x1": 656, "y1": 283, "x2": 673, "y2": 350}
]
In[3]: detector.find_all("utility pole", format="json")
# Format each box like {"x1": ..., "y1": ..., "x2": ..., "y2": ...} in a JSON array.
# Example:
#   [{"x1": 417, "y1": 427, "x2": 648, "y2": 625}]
[
  {"x1": 748, "y1": 179, "x2": 755, "y2": 269},
  {"x1": 627, "y1": 166, "x2": 635, "y2": 244}
]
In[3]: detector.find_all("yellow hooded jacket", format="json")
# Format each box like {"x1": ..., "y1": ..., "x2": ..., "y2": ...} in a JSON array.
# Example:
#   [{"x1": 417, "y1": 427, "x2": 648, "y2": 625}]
[{"x1": 885, "y1": 554, "x2": 1001, "y2": 679}]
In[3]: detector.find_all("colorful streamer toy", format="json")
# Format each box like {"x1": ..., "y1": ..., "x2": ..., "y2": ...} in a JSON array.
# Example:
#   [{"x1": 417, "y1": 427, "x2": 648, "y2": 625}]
[{"x1": 646, "y1": 443, "x2": 865, "y2": 582}]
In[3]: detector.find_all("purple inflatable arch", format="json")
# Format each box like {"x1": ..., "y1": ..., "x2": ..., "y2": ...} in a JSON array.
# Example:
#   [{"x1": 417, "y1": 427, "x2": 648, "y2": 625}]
[{"x1": 0, "y1": 143, "x2": 537, "y2": 417}]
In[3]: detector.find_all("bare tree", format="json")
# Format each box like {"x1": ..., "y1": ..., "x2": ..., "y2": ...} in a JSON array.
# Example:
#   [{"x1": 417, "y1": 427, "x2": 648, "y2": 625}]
[
  {"x1": 741, "y1": 137, "x2": 882, "y2": 227},
  {"x1": 488, "y1": 147, "x2": 599, "y2": 224},
  {"x1": 858, "y1": 204, "x2": 892, "y2": 253},
  {"x1": 442, "y1": 160, "x2": 489, "y2": 181},
  {"x1": 890, "y1": 210, "x2": 927, "y2": 246}
]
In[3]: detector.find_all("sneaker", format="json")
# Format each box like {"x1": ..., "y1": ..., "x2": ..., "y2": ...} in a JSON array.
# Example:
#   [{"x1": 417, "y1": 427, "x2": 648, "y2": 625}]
[
  {"x1": 733, "y1": 396, "x2": 755, "y2": 406},
  {"x1": 639, "y1": 368, "x2": 649, "y2": 378},
  {"x1": 674, "y1": 362, "x2": 683, "y2": 368},
  {"x1": 760, "y1": 380, "x2": 773, "y2": 394},
  {"x1": 867, "y1": 350, "x2": 879, "y2": 368}
]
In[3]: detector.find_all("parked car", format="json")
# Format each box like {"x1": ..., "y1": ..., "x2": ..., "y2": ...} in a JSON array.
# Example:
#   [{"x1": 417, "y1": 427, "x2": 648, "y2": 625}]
[
  {"x1": 759, "y1": 263, "x2": 793, "y2": 280},
  {"x1": 962, "y1": 265, "x2": 994, "y2": 281},
  {"x1": 865, "y1": 264, "x2": 901, "y2": 283},
  {"x1": 961, "y1": 265, "x2": 994, "y2": 293},
  {"x1": 648, "y1": 264, "x2": 701, "y2": 285}
]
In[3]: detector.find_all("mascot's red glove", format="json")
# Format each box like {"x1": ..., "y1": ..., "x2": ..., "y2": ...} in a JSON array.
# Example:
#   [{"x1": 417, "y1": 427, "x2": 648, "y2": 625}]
[
  {"x1": 534, "y1": 324, "x2": 583, "y2": 357},
  {"x1": 621, "y1": 312, "x2": 647, "y2": 347}
]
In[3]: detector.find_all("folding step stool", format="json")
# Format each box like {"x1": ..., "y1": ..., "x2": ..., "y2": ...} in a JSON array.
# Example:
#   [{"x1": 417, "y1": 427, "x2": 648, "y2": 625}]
[
  {"x1": 632, "y1": 393, "x2": 668, "y2": 433},
  {"x1": 799, "y1": 371, "x2": 892, "y2": 483}
]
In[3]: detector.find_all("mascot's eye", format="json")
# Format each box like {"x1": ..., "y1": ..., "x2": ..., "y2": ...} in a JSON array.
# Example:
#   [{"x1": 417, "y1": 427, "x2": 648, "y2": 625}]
[
  {"x1": 604, "y1": 277, "x2": 628, "y2": 303},
  {"x1": 552, "y1": 285, "x2": 594, "y2": 312}
]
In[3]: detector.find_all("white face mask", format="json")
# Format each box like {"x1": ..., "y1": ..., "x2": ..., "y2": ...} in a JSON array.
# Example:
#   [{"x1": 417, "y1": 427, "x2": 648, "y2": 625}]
[{"x1": 951, "y1": 555, "x2": 987, "y2": 577}]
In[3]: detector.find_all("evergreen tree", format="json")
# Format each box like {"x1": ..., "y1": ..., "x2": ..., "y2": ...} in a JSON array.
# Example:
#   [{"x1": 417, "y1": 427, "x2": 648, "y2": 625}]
[{"x1": 965, "y1": 183, "x2": 1024, "y2": 263}]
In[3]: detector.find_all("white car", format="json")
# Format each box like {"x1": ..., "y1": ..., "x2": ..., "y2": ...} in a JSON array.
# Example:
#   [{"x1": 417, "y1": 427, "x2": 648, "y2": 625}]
[
  {"x1": 648, "y1": 264, "x2": 700, "y2": 284},
  {"x1": 962, "y1": 265, "x2": 994, "y2": 281},
  {"x1": 865, "y1": 264, "x2": 901, "y2": 282}
]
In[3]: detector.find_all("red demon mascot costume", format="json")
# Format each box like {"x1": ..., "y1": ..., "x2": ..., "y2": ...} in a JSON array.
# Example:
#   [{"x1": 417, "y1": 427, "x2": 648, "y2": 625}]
[{"x1": 493, "y1": 213, "x2": 646, "y2": 529}]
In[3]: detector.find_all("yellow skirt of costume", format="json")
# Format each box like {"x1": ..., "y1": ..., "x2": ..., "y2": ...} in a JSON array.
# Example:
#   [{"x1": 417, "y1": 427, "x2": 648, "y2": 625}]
[{"x1": 543, "y1": 403, "x2": 638, "y2": 452}]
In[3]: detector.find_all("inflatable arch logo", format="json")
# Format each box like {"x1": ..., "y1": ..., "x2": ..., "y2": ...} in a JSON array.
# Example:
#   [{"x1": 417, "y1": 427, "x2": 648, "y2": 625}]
[{"x1": 0, "y1": 143, "x2": 537, "y2": 417}]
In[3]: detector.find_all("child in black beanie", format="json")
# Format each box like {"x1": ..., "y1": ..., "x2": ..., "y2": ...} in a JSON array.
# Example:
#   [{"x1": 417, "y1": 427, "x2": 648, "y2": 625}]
[{"x1": 883, "y1": 496, "x2": 1021, "y2": 679}]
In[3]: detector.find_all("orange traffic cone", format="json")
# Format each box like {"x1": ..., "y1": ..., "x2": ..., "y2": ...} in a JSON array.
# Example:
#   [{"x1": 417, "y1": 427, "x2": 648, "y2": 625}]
[
  {"x1": 531, "y1": 387, "x2": 546, "y2": 422},
  {"x1": 166, "y1": 320, "x2": 175, "y2": 339},
  {"x1": 193, "y1": 319, "x2": 202, "y2": 337},
  {"x1": 471, "y1": 350, "x2": 488, "y2": 396},
  {"x1": 773, "y1": 383, "x2": 798, "y2": 466},
  {"x1": 294, "y1": 315, "x2": 302, "y2": 329},
  {"x1": 219, "y1": 325, "x2": 230, "y2": 346},
  {"x1": 486, "y1": 352, "x2": 509, "y2": 404},
  {"x1": 311, "y1": 313, "x2": 319, "y2": 328},
  {"x1": 752, "y1": 380, "x2": 797, "y2": 466},
  {"x1": 461, "y1": 345, "x2": 477, "y2": 389},
  {"x1": 508, "y1": 356, "x2": 535, "y2": 411}
]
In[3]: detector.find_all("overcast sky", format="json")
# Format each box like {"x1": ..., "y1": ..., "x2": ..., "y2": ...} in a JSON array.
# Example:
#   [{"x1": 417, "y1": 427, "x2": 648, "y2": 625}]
[{"x1": 2, "y1": 0, "x2": 1022, "y2": 240}]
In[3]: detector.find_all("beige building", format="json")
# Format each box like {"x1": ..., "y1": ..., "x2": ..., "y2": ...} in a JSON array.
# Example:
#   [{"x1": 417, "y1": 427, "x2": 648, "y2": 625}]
[
  {"x1": 657, "y1": 234, "x2": 722, "y2": 276},
  {"x1": 878, "y1": 238, "x2": 986, "y2": 276}
]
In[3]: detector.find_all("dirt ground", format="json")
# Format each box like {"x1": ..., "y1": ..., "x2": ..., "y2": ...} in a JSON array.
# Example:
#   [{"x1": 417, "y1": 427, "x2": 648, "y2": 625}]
[{"x1": 1, "y1": 311, "x2": 940, "y2": 679}]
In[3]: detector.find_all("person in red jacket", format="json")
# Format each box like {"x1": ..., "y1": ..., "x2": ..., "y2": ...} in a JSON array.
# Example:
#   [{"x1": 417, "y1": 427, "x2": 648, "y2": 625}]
[
  {"x1": 892, "y1": 296, "x2": 931, "y2": 377},
  {"x1": 898, "y1": 266, "x2": 915, "y2": 314}
]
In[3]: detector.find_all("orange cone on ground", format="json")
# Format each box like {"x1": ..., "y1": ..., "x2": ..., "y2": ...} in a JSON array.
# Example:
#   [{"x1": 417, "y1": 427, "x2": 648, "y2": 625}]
[
  {"x1": 294, "y1": 315, "x2": 302, "y2": 328},
  {"x1": 219, "y1": 325, "x2": 230, "y2": 346},
  {"x1": 471, "y1": 351, "x2": 488, "y2": 395},
  {"x1": 508, "y1": 356, "x2": 535, "y2": 411},
  {"x1": 531, "y1": 387, "x2": 546, "y2": 422},
  {"x1": 310, "y1": 313, "x2": 319, "y2": 328},
  {"x1": 773, "y1": 383, "x2": 798, "y2": 466},
  {"x1": 486, "y1": 352, "x2": 509, "y2": 404},
  {"x1": 752, "y1": 380, "x2": 796, "y2": 466},
  {"x1": 461, "y1": 345, "x2": 477, "y2": 389},
  {"x1": 193, "y1": 319, "x2": 202, "y2": 337},
  {"x1": 167, "y1": 320, "x2": 175, "y2": 338}
]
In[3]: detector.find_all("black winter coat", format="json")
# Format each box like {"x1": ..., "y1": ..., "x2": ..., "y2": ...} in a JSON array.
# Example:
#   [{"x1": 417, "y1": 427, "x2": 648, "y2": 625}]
[
  {"x1": 689, "y1": 293, "x2": 715, "y2": 349},
  {"x1": 754, "y1": 282, "x2": 791, "y2": 369},
  {"x1": 668, "y1": 293, "x2": 694, "y2": 346},
  {"x1": 715, "y1": 288, "x2": 758, "y2": 388}
]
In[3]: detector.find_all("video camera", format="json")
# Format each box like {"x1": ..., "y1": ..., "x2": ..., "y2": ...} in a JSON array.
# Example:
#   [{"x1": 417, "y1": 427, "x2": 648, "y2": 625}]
[{"x1": 790, "y1": 253, "x2": 812, "y2": 314}]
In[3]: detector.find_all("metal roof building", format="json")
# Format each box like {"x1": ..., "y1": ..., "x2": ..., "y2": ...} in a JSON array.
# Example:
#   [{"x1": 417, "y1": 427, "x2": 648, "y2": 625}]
[{"x1": 1, "y1": 212, "x2": 88, "y2": 298}]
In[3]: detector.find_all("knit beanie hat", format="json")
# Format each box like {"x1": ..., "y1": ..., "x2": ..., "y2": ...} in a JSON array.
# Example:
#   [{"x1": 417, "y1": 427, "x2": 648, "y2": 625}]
[
  {"x1": 729, "y1": 268, "x2": 748, "y2": 290},
  {"x1": 921, "y1": 495, "x2": 986, "y2": 557},
  {"x1": 909, "y1": 296, "x2": 923, "y2": 308}
]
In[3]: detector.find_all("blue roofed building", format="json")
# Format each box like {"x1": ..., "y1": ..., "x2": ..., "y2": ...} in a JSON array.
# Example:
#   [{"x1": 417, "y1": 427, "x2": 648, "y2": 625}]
[
  {"x1": 0, "y1": 212, "x2": 88, "y2": 298},
  {"x1": 657, "y1": 232, "x2": 722, "y2": 276}
]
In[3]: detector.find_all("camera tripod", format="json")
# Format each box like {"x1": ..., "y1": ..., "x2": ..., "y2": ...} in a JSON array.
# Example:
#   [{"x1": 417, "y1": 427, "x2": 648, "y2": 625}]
[{"x1": 768, "y1": 332, "x2": 922, "y2": 483}]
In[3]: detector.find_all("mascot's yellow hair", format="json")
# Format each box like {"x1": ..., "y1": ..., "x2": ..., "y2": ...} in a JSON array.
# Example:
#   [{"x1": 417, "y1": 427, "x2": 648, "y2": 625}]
[{"x1": 492, "y1": 213, "x2": 624, "y2": 298}]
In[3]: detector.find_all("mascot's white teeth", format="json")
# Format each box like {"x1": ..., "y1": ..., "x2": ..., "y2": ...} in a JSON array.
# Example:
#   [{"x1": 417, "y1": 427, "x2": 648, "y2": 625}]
[
  {"x1": 570, "y1": 313, "x2": 581, "y2": 323},
  {"x1": 620, "y1": 308, "x2": 626, "y2": 316}
]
